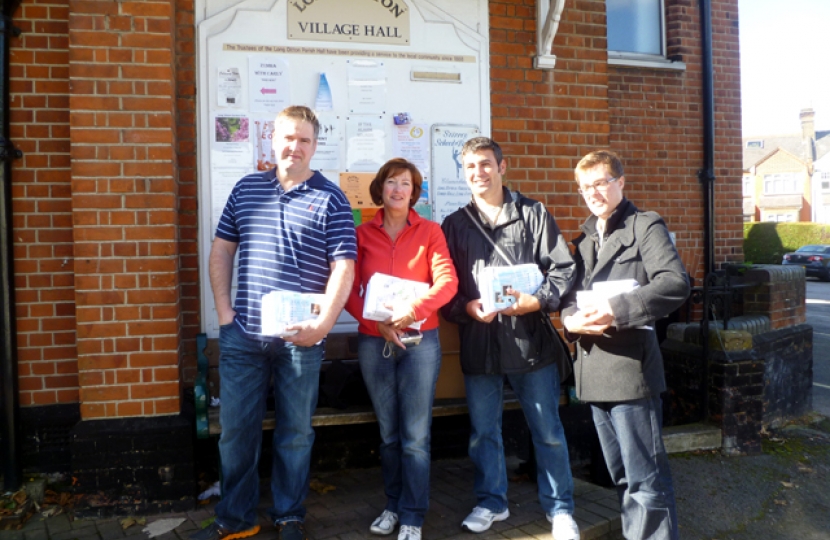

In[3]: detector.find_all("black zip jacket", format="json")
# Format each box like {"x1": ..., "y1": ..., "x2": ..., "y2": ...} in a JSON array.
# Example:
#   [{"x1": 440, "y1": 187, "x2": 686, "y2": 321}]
[{"x1": 441, "y1": 189, "x2": 576, "y2": 375}]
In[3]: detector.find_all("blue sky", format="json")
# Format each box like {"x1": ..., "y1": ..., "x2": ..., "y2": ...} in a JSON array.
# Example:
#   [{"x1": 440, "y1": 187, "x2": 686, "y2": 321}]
[{"x1": 739, "y1": 0, "x2": 830, "y2": 136}]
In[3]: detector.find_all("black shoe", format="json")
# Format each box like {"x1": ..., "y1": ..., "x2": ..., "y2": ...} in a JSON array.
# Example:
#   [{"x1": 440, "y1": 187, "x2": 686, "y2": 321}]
[
  {"x1": 190, "y1": 521, "x2": 261, "y2": 540},
  {"x1": 275, "y1": 520, "x2": 308, "y2": 540}
]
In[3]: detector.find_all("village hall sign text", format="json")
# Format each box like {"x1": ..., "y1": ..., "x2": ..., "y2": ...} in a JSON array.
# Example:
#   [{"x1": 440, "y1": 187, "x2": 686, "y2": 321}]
[{"x1": 288, "y1": 0, "x2": 410, "y2": 45}]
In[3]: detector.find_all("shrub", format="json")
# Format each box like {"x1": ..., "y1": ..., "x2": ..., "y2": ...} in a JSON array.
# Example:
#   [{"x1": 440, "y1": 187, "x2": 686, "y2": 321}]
[{"x1": 743, "y1": 222, "x2": 830, "y2": 264}]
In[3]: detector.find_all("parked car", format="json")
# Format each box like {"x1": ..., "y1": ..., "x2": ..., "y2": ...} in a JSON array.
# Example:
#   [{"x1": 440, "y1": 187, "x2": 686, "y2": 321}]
[{"x1": 782, "y1": 245, "x2": 830, "y2": 281}]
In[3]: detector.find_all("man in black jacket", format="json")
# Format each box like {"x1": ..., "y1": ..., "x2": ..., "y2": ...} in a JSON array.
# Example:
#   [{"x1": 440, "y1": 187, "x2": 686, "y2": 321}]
[
  {"x1": 562, "y1": 150, "x2": 689, "y2": 540},
  {"x1": 441, "y1": 137, "x2": 580, "y2": 540}
]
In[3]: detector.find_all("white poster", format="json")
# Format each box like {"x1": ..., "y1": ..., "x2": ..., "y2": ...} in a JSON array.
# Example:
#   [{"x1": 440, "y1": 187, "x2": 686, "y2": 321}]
[
  {"x1": 311, "y1": 113, "x2": 342, "y2": 171},
  {"x1": 253, "y1": 117, "x2": 276, "y2": 171},
  {"x1": 346, "y1": 115, "x2": 386, "y2": 172},
  {"x1": 431, "y1": 124, "x2": 480, "y2": 223},
  {"x1": 217, "y1": 67, "x2": 242, "y2": 107},
  {"x1": 347, "y1": 59, "x2": 386, "y2": 114},
  {"x1": 393, "y1": 124, "x2": 430, "y2": 174},
  {"x1": 315, "y1": 73, "x2": 334, "y2": 111},
  {"x1": 212, "y1": 113, "x2": 253, "y2": 231},
  {"x1": 248, "y1": 55, "x2": 290, "y2": 113}
]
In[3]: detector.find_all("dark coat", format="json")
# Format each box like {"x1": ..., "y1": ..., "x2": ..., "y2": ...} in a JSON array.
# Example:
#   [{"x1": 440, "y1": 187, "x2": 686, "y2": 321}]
[
  {"x1": 441, "y1": 189, "x2": 575, "y2": 375},
  {"x1": 561, "y1": 199, "x2": 690, "y2": 402}
]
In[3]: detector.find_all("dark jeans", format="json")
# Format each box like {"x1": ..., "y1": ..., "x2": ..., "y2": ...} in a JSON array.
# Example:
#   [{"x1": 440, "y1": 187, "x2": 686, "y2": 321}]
[
  {"x1": 215, "y1": 323, "x2": 323, "y2": 531},
  {"x1": 592, "y1": 396, "x2": 679, "y2": 540}
]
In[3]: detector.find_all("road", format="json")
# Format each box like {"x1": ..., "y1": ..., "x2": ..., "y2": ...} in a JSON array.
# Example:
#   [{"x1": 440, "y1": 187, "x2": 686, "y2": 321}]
[{"x1": 806, "y1": 280, "x2": 830, "y2": 416}]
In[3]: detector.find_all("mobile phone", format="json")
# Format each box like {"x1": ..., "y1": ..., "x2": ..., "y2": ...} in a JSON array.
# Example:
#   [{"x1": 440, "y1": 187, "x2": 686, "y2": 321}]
[{"x1": 400, "y1": 330, "x2": 423, "y2": 345}]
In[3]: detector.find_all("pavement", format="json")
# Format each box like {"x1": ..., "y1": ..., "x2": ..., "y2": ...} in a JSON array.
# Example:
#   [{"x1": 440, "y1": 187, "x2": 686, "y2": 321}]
[
  {"x1": 3, "y1": 282, "x2": 829, "y2": 540},
  {"x1": 2, "y1": 416, "x2": 830, "y2": 540}
]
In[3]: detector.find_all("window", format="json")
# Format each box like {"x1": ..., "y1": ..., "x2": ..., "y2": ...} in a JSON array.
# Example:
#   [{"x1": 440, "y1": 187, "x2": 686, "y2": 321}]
[
  {"x1": 821, "y1": 172, "x2": 830, "y2": 192},
  {"x1": 764, "y1": 213, "x2": 796, "y2": 223},
  {"x1": 763, "y1": 173, "x2": 801, "y2": 195},
  {"x1": 746, "y1": 140, "x2": 764, "y2": 149},
  {"x1": 607, "y1": 0, "x2": 664, "y2": 57},
  {"x1": 742, "y1": 176, "x2": 753, "y2": 197}
]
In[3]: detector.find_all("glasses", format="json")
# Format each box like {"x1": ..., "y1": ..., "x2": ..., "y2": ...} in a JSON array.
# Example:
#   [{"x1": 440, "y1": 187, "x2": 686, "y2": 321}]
[{"x1": 577, "y1": 176, "x2": 619, "y2": 195}]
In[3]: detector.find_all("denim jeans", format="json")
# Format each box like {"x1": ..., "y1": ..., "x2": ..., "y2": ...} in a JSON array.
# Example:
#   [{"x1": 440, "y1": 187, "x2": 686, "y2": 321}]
[
  {"x1": 591, "y1": 396, "x2": 679, "y2": 540},
  {"x1": 358, "y1": 329, "x2": 441, "y2": 527},
  {"x1": 214, "y1": 323, "x2": 323, "y2": 531},
  {"x1": 464, "y1": 363, "x2": 575, "y2": 517}
]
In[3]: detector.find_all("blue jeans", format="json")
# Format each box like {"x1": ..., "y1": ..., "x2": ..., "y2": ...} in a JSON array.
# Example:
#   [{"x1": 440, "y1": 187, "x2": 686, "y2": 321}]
[
  {"x1": 591, "y1": 396, "x2": 679, "y2": 540},
  {"x1": 464, "y1": 363, "x2": 575, "y2": 517},
  {"x1": 358, "y1": 329, "x2": 441, "y2": 527},
  {"x1": 215, "y1": 323, "x2": 323, "y2": 531}
]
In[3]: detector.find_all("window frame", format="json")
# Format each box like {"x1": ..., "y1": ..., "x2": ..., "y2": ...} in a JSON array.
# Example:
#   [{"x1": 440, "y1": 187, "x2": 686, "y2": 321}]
[
  {"x1": 762, "y1": 173, "x2": 802, "y2": 196},
  {"x1": 606, "y1": 0, "x2": 686, "y2": 71}
]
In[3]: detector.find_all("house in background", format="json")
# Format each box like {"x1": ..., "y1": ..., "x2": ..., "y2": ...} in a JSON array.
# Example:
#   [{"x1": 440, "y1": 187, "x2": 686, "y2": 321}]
[{"x1": 743, "y1": 108, "x2": 830, "y2": 222}]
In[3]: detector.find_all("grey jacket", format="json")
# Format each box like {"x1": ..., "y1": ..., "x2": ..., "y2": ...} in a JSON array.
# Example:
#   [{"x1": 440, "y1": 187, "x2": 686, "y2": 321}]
[
  {"x1": 441, "y1": 188, "x2": 576, "y2": 375},
  {"x1": 561, "y1": 199, "x2": 690, "y2": 402}
]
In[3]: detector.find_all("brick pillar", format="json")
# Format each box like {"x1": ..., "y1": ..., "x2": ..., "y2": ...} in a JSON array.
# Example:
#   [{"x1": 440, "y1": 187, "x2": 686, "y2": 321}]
[
  {"x1": 68, "y1": 0, "x2": 181, "y2": 420},
  {"x1": 743, "y1": 265, "x2": 806, "y2": 329}
]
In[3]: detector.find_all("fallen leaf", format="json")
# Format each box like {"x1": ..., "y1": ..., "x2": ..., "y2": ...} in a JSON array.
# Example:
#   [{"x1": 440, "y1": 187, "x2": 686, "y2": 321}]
[
  {"x1": 121, "y1": 517, "x2": 136, "y2": 530},
  {"x1": 781, "y1": 481, "x2": 795, "y2": 488},
  {"x1": 797, "y1": 465, "x2": 815, "y2": 473},
  {"x1": 774, "y1": 499, "x2": 788, "y2": 506},
  {"x1": 11, "y1": 492, "x2": 26, "y2": 506},
  {"x1": 309, "y1": 479, "x2": 336, "y2": 494}
]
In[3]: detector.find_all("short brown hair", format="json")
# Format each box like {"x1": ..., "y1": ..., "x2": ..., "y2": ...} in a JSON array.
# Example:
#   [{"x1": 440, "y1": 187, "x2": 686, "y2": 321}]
[
  {"x1": 461, "y1": 136, "x2": 504, "y2": 165},
  {"x1": 575, "y1": 150, "x2": 625, "y2": 180},
  {"x1": 369, "y1": 158, "x2": 423, "y2": 207},
  {"x1": 276, "y1": 105, "x2": 320, "y2": 139}
]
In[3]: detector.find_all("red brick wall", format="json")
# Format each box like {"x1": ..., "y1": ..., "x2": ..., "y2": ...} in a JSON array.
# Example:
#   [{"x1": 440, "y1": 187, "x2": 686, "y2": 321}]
[
  {"x1": 488, "y1": 0, "x2": 743, "y2": 286},
  {"x1": 8, "y1": 0, "x2": 744, "y2": 417},
  {"x1": 174, "y1": 0, "x2": 200, "y2": 384},
  {"x1": 608, "y1": 0, "x2": 744, "y2": 283},
  {"x1": 67, "y1": 0, "x2": 183, "y2": 419},
  {"x1": 489, "y1": 0, "x2": 609, "y2": 237},
  {"x1": 9, "y1": 0, "x2": 77, "y2": 407}
]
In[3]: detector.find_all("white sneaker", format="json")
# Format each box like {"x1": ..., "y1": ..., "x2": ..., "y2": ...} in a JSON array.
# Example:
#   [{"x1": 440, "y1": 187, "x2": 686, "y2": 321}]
[
  {"x1": 551, "y1": 513, "x2": 580, "y2": 540},
  {"x1": 461, "y1": 506, "x2": 510, "y2": 533},
  {"x1": 397, "y1": 525, "x2": 421, "y2": 540},
  {"x1": 370, "y1": 510, "x2": 399, "y2": 535}
]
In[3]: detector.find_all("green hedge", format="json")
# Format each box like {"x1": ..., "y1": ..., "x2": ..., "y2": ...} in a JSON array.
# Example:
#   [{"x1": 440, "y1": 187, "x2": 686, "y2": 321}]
[{"x1": 743, "y1": 222, "x2": 830, "y2": 264}]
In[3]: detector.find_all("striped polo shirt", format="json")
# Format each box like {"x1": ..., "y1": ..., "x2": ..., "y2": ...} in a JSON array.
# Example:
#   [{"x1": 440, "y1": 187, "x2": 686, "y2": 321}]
[{"x1": 215, "y1": 168, "x2": 357, "y2": 340}]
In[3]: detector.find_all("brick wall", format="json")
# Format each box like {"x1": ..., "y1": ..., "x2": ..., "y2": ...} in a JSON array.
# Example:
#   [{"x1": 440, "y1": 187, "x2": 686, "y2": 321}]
[
  {"x1": 9, "y1": 0, "x2": 77, "y2": 407},
  {"x1": 608, "y1": 0, "x2": 744, "y2": 283},
  {"x1": 489, "y1": 0, "x2": 609, "y2": 237},
  {"x1": 174, "y1": 0, "x2": 200, "y2": 384},
  {"x1": 68, "y1": 0, "x2": 182, "y2": 419},
  {"x1": 8, "y1": 0, "x2": 746, "y2": 419}
]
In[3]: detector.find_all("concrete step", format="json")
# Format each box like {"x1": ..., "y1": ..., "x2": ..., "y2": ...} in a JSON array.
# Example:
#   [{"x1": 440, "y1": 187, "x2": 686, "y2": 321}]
[{"x1": 663, "y1": 422, "x2": 722, "y2": 454}]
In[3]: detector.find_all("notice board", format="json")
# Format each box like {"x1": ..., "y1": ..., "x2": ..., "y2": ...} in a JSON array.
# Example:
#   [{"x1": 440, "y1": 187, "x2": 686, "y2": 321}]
[{"x1": 197, "y1": 0, "x2": 491, "y2": 336}]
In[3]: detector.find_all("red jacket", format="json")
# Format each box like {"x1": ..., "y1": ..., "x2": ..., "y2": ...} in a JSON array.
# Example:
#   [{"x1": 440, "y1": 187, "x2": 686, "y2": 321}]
[{"x1": 345, "y1": 208, "x2": 458, "y2": 336}]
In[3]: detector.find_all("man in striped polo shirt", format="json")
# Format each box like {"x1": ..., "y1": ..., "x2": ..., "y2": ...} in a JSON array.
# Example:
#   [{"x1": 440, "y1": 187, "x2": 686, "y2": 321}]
[{"x1": 195, "y1": 106, "x2": 356, "y2": 540}]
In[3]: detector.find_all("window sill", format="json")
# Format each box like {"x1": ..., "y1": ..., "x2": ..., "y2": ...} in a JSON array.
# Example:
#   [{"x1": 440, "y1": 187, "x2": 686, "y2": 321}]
[{"x1": 608, "y1": 55, "x2": 686, "y2": 72}]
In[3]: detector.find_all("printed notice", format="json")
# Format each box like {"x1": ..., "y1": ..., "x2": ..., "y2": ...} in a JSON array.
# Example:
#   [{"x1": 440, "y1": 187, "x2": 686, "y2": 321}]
[
  {"x1": 212, "y1": 114, "x2": 253, "y2": 231},
  {"x1": 431, "y1": 124, "x2": 480, "y2": 223},
  {"x1": 346, "y1": 115, "x2": 386, "y2": 172},
  {"x1": 310, "y1": 113, "x2": 342, "y2": 171},
  {"x1": 348, "y1": 60, "x2": 386, "y2": 114},
  {"x1": 393, "y1": 123, "x2": 430, "y2": 202},
  {"x1": 217, "y1": 67, "x2": 242, "y2": 107},
  {"x1": 315, "y1": 72, "x2": 334, "y2": 111},
  {"x1": 248, "y1": 55, "x2": 290, "y2": 113},
  {"x1": 339, "y1": 172, "x2": 378, "y2": 209}
]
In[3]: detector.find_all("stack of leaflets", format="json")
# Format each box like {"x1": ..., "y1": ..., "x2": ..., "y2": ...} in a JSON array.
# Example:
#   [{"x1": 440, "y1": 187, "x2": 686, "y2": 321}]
[
  {"x1": 477, "y1": 264, "x2": 544, "y2": 314},
  {"x1": 576, "y1": 279, "x2": 640, "y2": 310},
  {"x1": 260, "y1": 291, "x2": 325, "y2": 337},
  {"x1": 363, "y1": 272, "x2": 428, "y2": 329}
]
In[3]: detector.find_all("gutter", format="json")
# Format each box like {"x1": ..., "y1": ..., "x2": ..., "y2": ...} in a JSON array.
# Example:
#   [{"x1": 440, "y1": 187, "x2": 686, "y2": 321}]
[
  {"x1": 697, "y1": 0, "x2": 716, "y2": 421},
  {"x1": 0, "y1": 0, "x2": 21, "y2": 491}
]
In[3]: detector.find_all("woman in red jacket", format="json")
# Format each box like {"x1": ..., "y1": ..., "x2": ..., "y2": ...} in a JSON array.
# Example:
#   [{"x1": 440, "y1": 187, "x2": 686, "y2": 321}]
[{"x1": 345, "y1": 158, "x2": 458, "y2": 540}]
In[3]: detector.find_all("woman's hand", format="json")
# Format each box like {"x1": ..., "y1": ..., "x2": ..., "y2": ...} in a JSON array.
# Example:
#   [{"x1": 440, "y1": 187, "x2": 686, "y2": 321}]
[
  {"x1": 388, "y1": 307, "x2": 417, "y2": 331},
  {"x1": 377, "y1": 320, "x2": 406, "y2": 349}
]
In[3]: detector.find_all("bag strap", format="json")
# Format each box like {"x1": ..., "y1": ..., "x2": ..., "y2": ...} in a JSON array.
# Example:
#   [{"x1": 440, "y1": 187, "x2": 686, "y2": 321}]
[{"x1": 463, "y1": 205, "x2": 518, "y2": 266}]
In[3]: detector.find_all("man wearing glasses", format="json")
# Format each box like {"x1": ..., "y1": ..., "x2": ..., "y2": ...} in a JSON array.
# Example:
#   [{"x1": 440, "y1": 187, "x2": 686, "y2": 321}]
[{"x1": 561, "y1": 150, "x2": 689, "y2": 540}]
